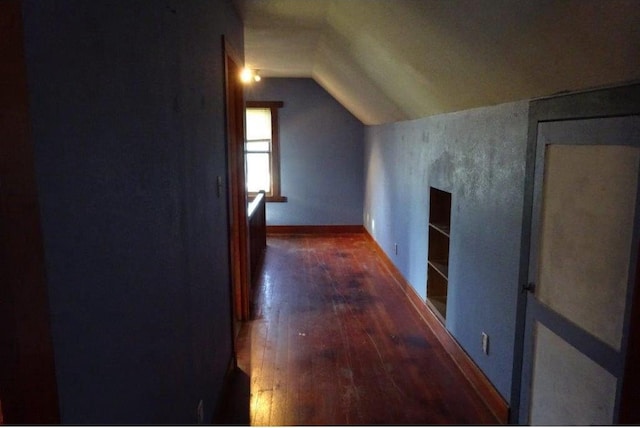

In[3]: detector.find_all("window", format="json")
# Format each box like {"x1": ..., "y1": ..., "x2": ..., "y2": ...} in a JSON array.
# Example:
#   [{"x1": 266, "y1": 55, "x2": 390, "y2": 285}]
[{"x1": 245, "y1": 101, "x2": 286, "y2": 202}]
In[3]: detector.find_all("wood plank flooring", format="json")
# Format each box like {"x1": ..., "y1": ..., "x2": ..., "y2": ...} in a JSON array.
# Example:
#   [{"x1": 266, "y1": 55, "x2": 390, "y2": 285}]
[{"x1": 235, "y1": 233, "x2": 499, "y2": 425}]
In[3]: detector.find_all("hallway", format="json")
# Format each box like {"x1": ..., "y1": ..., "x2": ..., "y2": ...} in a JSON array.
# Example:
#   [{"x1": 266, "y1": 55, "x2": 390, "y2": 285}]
[{"x1": 235, "y1": 233, "x2": 500, "y2": 425}]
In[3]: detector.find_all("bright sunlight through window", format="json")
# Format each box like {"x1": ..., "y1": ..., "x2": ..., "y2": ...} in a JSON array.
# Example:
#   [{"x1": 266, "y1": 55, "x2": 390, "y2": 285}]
[{"x1": 245, "y1": 108, "x2": 272, "y2": 194}]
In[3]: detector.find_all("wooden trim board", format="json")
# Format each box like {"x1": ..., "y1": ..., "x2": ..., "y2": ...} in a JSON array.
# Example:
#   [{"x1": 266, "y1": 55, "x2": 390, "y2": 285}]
[
  {"x1": 223, "y1": 36, "x2": 250, "y2": 322},
  {"x1": 267, "y1": 225, "x2": 366, "y2": 235},
  {"x1": 0, "y1": 1, "x2": 60, "y2": 423},
  {"x1": 363, "y1": 230, "x2": 509, "y2": 424}
]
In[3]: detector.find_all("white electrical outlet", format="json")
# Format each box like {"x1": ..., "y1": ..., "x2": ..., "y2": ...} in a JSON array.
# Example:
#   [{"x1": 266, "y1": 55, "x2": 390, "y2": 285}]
[
  {"x1": 481, "y1": 332, "x2": 489, "y2": 355},
  {"x1": 197, "y1": 399, "x2": 204, "y2": 424}
]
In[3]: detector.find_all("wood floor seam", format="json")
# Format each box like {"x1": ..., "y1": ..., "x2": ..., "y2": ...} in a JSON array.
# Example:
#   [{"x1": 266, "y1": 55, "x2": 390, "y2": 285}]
[{"x1": 234, "y1": 233, "x2": 501, "y2": 425}]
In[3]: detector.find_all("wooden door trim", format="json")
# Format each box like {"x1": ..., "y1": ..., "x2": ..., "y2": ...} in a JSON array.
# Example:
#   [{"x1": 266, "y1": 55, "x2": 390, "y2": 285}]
[
  {"x1": 0, "y1": 1, "x2": 60, "y2": 423},
  {"x1": 222, "y1": 37, "x2": 250, "y2": 323}
]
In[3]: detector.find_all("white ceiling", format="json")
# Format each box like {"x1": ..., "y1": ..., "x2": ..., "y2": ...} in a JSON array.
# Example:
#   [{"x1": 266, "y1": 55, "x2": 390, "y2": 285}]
[{"x1": 233, "y1": 0, "x2": 640, "y2": 125}]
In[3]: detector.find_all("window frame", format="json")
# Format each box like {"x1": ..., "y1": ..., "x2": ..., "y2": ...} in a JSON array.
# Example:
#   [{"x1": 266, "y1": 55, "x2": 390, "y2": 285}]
[{"x1": 245, "y1": 100, "x2": 286, "y2": 202}]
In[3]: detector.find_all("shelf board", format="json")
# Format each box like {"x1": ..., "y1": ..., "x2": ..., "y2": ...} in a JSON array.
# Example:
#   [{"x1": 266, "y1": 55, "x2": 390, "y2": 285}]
[
  {"x1": 428, "y1": 259, "x2": 449, "y2": 279},
  {"x1": 427, "y1": 295, "x2": 447, "y2": 321},
  {"x1": 429, "y1": 222, "x2": 450, "y2": 237}
]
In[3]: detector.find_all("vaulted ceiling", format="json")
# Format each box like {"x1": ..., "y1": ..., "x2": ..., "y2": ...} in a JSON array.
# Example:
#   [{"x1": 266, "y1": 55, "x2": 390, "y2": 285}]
[{"x1": 233, "y1": 0, "x2": 640, "y2": 125}]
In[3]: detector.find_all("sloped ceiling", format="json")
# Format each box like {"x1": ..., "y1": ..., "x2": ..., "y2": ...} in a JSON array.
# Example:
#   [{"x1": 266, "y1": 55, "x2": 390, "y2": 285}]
[{"x1": 234, "y1": 0, "x2": 640, "y2": 125}]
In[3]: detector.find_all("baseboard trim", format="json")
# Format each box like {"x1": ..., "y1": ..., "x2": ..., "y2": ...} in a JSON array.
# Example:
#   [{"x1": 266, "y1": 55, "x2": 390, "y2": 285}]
[
  {"x1": 363, "y1": 230, "x2": 509, "y2": 424},
  {"x1": 267, "y1": 225, "x2": 366, "y2": 235}
]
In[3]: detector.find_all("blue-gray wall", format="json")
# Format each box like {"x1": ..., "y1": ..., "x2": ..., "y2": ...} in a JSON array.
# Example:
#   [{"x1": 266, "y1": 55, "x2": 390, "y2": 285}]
[
  {"x1": 22, "y1": 1, "x2": 242, "y2": 423},
  {"x1": 246, "y1": 78, "x2": 364, "y2": 225},
  {"x1": 364, "y1": 101, "x2": 529, "y2": 400}
]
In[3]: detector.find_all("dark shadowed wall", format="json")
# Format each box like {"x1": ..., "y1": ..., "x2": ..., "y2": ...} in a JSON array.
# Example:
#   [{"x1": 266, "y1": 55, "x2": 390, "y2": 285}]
[
  {"x1": 363, "y1": 101, "x2": 529, "y2": 401},
  {"x1": 22, "y1": 0, "x2": 242, "y2": 423},
  {"x1": 246, "y1": 78, "x2": 364, "y2": 225}
]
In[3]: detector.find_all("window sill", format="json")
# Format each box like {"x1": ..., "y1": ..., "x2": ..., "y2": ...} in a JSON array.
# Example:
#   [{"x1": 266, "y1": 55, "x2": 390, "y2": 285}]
[{"x1": 266, "y1": 195, "x2": 288, "y2": 203}]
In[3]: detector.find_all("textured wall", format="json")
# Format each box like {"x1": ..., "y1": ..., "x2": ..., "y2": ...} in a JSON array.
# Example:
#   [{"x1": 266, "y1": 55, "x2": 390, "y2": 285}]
[
  {"x1": 246, "y1": 78, "x2": 364, "y2": 225},
  {"x1": 22, "y1": 1, "x2": 242, "y2": 423},
  {"x1": 363, "y1": 101, "x2": 529, "y2": 400}
]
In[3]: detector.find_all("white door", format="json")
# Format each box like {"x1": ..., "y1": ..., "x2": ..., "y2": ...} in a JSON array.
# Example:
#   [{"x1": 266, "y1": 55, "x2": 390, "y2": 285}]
[{"x1": 519, "y1": 115, "x2": 640, "y2": 424}]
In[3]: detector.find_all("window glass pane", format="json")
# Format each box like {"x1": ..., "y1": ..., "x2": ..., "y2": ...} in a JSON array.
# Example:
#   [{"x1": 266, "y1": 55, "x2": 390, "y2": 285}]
[
  {"x1": 246, "y1": 140, "x2": 270, "y2": 152},
  {"x1": 246, "y1": 108, "x2": 271, "y2": 141},
  {"x1": 246, "y1": 153, "x2": 271, "y2": 193}
]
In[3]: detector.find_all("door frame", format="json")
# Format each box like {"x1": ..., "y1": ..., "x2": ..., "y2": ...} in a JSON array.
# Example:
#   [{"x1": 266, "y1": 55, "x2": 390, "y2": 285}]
[
  {"x1": 510, "y1": 82, "x2": 640, "y2": 424},
  {"x1": 222, "y1": 37, "x2": 250, "y2": 329},
  {"x1": 0, "y1": 1, "x2": 60, "y2": 422}
]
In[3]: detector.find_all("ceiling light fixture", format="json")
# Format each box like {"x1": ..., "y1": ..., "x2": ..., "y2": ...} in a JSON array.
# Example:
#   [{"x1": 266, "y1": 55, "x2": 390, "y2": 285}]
[
  {"x1": 240, "y1": 67, "x2": 261, "y2": 84},
  {"x1": 240, "y1": 67, "x2": 253, "y2": 83}
]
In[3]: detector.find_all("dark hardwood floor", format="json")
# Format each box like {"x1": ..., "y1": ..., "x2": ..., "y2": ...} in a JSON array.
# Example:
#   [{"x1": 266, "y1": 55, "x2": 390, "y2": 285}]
[{"x1": 234, "y1": 233, "x2": 499, "y2": 425}]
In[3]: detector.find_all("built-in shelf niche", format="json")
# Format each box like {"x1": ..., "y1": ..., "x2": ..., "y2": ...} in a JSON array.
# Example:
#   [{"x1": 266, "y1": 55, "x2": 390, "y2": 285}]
[{"x1": 427, "y1": 187, "x2": 451, "y2": 322}]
